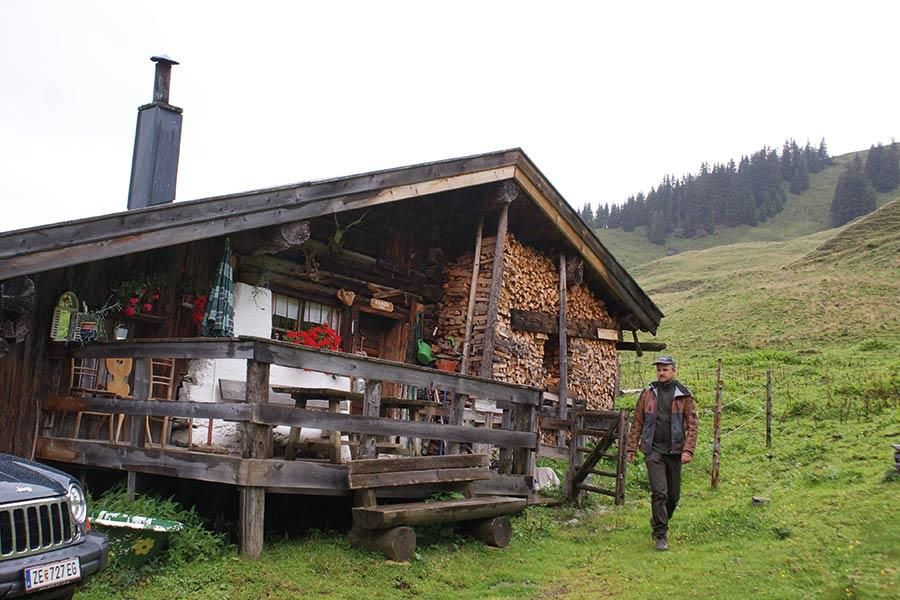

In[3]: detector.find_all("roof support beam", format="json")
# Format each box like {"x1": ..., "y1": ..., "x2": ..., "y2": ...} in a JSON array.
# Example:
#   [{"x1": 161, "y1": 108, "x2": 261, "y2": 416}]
[{"x1": 0, "y1": 166, "x2": 515, "y2": 281}]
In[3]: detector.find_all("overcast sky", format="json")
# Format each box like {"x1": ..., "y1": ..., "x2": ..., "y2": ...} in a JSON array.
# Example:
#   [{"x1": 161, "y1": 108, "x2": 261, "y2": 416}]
[{"x1": 1, "y1": 1, "x2": 897, "y2": 231}]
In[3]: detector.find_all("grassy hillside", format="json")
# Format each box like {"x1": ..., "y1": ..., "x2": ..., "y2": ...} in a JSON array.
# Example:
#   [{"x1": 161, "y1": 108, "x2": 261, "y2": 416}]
[
  {"x1": 79, "y1": 201, "x2": 899, "y2": 599},
  {"x1": 633, "y1": 199, "x2": 900, "y2": 358},
  {"x1": 596, "y1": 150, "x2": 900, "y2": 270}
]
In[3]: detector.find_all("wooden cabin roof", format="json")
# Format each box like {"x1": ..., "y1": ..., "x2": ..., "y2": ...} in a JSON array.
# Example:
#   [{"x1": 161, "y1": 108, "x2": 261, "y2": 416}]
[{"x1": 0, "y1": 148, "x2": 663, "y2": 332}]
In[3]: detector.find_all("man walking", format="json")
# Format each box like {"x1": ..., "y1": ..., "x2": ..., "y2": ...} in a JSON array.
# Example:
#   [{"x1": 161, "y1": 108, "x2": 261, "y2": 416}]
[{"x1": 626, "y1": 356, "x2": 698, "y2": 551}]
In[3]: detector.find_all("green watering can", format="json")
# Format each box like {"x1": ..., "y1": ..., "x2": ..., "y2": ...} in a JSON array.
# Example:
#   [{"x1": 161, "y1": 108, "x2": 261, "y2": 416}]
[{"x1": 416, "y1": 339, "x2": 435, "y2": 365}]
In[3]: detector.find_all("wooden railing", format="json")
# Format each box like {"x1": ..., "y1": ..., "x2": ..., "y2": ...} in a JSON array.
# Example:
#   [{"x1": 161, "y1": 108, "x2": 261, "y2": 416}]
[{"x1": 38, "y1": 336, "x2": 542, "y2": 557}]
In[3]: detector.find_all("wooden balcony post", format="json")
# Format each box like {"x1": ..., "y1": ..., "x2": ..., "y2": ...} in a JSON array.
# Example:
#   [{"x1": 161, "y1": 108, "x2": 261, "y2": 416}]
[
  {"x1": 126, "y1": 357, "x2": 149, "y2": 501},
  {"x1": 359, "y1": 380, "x2": 382, "y2": 459},
  {"x1": 479, "y1": 203, "x2": 509, "y2": 380},
  {"x1": 240, "y1": 359, "x2": 270, "y2": 559},
  {"x1": 512, "y1": 401, "x2": 536, "y2": 477},
  {"x1": 447, "y1": 393, "x2": 466, "y2": 455},
  {"x1": 497, "y1": 407, "x2": 513, "y2": 475}
]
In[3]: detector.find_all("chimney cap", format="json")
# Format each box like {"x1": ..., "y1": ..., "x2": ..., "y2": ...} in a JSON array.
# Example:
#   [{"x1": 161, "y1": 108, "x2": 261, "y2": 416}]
[{"x1": 151, "y1": 54, "x2": 179, "y2": 66}]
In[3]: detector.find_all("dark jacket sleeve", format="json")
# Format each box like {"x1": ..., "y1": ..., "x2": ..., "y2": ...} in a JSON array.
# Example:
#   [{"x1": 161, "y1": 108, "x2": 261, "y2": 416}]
[
  {"x1": 682, "y1": 395, "x2": 699, "y2": 456},
  {"x1": 626, "y1": 390, "x2": 647, "y2": 454}
]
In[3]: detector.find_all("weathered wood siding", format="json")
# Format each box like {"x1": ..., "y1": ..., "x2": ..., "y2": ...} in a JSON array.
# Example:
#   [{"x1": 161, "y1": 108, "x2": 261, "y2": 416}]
[{"x1": 0, "y1": 239, "x2": 219, "y2": 456}]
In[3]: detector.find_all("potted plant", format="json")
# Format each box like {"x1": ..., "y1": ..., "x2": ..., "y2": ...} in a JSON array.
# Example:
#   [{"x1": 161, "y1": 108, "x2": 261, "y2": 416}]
[
  {"x1": 79, "y1": 298, "x2": 121, "y2": 342},
  {"x1": 433, "y1": 336, "x2": 461, "y2": 372}
]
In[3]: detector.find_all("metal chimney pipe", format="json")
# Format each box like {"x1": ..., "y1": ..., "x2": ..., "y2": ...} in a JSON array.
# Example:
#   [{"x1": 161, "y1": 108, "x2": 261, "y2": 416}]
[
  {"x1": 152, "y1": 55, "x2": 178, "y2": 104},
  {"x1": 127, "y1": 55, "x2": 183, "y2": 210}
]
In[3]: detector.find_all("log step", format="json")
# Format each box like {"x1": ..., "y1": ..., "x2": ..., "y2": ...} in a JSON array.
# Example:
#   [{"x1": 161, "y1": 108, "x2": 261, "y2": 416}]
[{"x1": 352, "y1": 496, "x2": 526, "y2": 530}]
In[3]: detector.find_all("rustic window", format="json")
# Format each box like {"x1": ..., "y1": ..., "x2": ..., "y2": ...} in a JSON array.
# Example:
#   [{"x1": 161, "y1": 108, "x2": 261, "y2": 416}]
[{"x1": 271, "y1": 292, "x2": 341, "y2": 340}]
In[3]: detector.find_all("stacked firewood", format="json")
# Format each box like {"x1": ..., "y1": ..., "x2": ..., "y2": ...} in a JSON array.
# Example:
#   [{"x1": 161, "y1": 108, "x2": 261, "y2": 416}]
[
  {"x1": 492, "y1": 330, "x2": 546, "y2": 386},
  {"x1": 502, "y1": 236, "x2": 559, "y2": 312},
  {"x1": 569, "y1": 338, "x2": 618, "y2": 409},
  {"x1": 568, "y1": 283, "x2": 615, "y2": 327},
  {"x1": 437, "y1": 237, "x2": 498, "y2": 376},
  {"x1": 437, "y1": 233, "x2": 619, "y2": 407}
]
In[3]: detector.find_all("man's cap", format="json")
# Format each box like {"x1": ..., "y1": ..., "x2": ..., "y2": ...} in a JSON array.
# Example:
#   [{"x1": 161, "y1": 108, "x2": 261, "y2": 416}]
[{"x1": 653, "y1": 356, "x2": 677, "y2": 367}]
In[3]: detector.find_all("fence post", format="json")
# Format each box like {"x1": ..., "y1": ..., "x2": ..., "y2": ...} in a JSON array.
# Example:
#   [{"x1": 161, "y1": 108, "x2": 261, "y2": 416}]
[
  {"x1": 710, "y1": 358, "x2": 723, "y2": 489},
  {"x1": 765, "y1": 369, "x2": 772, "y2": 449}
]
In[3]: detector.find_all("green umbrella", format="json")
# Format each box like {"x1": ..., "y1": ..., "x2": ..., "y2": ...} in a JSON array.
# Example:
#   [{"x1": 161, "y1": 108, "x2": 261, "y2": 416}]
[{"x1": 202, "y1": 239, "x2": 234, "y2": 337}]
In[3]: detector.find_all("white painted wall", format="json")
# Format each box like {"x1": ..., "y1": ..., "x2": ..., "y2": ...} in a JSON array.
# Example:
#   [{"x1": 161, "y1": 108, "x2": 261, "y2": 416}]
[
  {"x1": 181, "y1": 282, "x2": 350, "y2": 404},
  {"x1": 177, "y1": 282, "x2": 350, "y2": 457}
]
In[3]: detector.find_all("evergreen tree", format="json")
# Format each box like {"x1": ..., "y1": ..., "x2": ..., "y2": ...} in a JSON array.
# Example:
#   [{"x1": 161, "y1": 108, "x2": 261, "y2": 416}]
[
  {"x1": 580, "y1": 202, "x2": 595, "y2": 227},
  {"x1": 608, "y1": 204, "x2": 622, "y2": 228},
  {"x1": 805, "y1": 141, "x2": 825, "y2": 173},
  {"x1": 817, "y1": 138, "x2": 831, "y2": 167},
  {"x1": 736, "y1": 157, "x2": 758, "y2": 226},
  {"x1": 831, "y1": 155, "x2": 877, "y2": 226},
  {"x1": 875, "y1": 143, "x2": 899, "y2": 192},
  {"x1": 789, "y1": 145, "x2": 810, "y2": 194},
  {"x1": 594, "y1": 204, "x2": 608, "y2": 228},
  {"x1": 647, "y1": 210, "x2": 667, "y2": 245},
  {"x1": 864, "y1": 143, "x2": 884, "y2": 184},
  {"x1": 781, "y1": 140, "x2": 794, "y2": 181}
]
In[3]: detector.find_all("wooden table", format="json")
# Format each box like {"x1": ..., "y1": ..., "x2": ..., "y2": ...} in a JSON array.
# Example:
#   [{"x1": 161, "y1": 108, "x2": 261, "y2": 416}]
[{"x1": 271, "y1": 386, "x2": 442, "y2": 460}]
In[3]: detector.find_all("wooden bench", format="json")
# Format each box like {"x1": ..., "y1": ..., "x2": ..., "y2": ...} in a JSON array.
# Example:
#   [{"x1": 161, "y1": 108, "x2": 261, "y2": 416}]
[{"x1": 347, "y1": 454, "x2": 526, "y2": 561}]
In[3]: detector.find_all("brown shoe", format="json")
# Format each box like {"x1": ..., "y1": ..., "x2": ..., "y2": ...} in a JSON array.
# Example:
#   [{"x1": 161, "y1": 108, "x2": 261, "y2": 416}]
[{"x1": 655, "y1": 535, "x2": 668, "y2": 551}]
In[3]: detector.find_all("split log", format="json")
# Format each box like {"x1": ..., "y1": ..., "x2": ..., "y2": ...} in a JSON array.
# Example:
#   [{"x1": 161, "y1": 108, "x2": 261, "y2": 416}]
[
  {"x1": 349, "y1": 526, "x2": 416, "y2": 562},
  {"x1": 231, "y1": 221, "x2": 310, "y2": 256}
]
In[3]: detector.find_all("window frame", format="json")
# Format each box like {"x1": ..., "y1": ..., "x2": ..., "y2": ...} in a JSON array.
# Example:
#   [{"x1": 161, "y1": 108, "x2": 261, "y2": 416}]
[{"x1": 270, "y1": 291, "x2": 343, "y2": 343}]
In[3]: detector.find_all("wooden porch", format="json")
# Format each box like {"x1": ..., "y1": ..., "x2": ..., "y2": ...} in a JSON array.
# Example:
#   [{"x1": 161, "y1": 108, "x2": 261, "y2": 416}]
[{"x1": 35, "y1": 336, "x2": 541, "y2": 557}]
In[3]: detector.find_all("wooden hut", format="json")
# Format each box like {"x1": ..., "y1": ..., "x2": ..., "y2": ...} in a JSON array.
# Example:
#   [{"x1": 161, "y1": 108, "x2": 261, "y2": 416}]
[{"x1": 0, "y1": 148, "x2": 663, "y2": 557}]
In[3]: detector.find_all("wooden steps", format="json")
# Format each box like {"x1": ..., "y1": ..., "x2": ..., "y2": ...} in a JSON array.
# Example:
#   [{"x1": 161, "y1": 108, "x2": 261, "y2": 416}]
[
  {"x1": 566, "y1": 409, "x2": 628, "y2": 506},
  {"x1": 352, "y1": 496, "x2": 526, "y2": 529},
  {"x1": 347, "y1": 453, "x2": 526, "y2": 560}
]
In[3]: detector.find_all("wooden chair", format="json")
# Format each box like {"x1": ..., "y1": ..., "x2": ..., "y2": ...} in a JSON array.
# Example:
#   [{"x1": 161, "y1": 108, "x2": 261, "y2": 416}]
[
  {"x1": 146, "y1": 358, "x2": 180, "y2": 448},
  {"x1": 70, "y1": 358, "x2": 118, "y2": 442}
]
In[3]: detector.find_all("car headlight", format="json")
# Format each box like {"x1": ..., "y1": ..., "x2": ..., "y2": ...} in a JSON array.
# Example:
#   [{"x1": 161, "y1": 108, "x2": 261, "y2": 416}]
[{"x1": 67, "y1": 483, "x2": 87, "y2": 524}]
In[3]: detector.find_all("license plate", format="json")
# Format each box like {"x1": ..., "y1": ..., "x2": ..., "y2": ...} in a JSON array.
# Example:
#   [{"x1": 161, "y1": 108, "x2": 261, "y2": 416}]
[{"x1": 23, "y1": 557, "x2": 81, "y2": 592}]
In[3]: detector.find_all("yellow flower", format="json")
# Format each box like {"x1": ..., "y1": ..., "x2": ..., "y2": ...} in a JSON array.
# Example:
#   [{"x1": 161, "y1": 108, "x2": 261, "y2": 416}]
[{"x1": 132, "y1": 537, "x2": 155, "y2": 556}]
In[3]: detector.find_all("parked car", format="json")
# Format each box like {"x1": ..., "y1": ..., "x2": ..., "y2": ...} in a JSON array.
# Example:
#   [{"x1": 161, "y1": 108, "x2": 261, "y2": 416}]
[{"x1": 0, "y1": 454, "x2": 107, "y2": 599}]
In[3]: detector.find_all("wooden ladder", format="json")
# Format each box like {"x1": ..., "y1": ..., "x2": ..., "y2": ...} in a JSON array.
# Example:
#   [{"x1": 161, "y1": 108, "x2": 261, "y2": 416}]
[{"x1": 566, "y1": 409, "x2": 628, "y2": 505}]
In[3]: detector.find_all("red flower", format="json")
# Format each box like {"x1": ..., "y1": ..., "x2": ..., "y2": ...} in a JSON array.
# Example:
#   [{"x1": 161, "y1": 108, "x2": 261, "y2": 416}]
[
  {"x1": 123, "y1": 306, "x2": 136, "y2": 317},
  {"x1": 143, "y1": 303, "x2": 153, "y2": 313},
  {"x1": 151, "y1": 293, "x2": 161, "y2": 301},
  {"x1": 128, "y1": 297, "x2": 140, "y2": 305},
  {"x1": 285, "y1": 324, "x2": 341, "y2": 351}
]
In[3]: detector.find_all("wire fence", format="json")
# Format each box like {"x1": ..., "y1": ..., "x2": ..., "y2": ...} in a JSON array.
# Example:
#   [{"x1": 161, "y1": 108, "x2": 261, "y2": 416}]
[{"x1": 618, "y1": 356, "x2": 898, "y2": 450}]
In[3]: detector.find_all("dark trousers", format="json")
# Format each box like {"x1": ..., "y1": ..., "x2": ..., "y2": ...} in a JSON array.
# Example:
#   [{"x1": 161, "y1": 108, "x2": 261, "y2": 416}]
[{"x1": 645, "y1": 451, "x2": 682, "y2": 538}]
